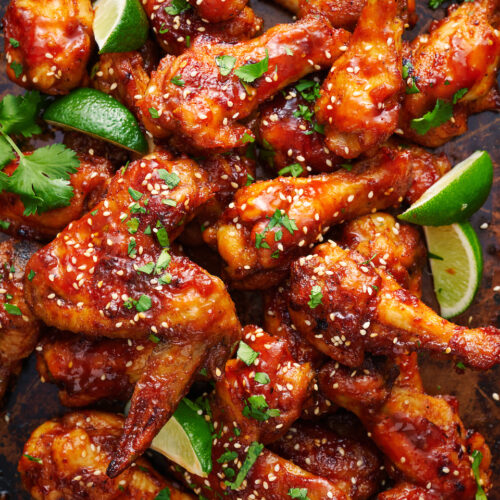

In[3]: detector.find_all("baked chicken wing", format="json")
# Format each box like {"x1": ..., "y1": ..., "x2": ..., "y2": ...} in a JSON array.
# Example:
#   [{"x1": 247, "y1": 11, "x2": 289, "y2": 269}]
[
  {"x1": 139, "y1": 17, "x2": 350, "y2": 150},
  {"x1": 19, "y1": 411, "x2": 194, "y2": 499},
  {"x1": 316, "y1": 0, "x2": 404, "y2": 159},
  {"x1": 4, "y1": 0, "x2": 94, "y2": 94}
]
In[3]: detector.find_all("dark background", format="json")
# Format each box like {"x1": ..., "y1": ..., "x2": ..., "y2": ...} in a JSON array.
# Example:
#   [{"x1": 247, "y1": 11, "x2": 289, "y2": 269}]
[{"x1": 0, "y1": 0, "x2": 499, "y2": 498}]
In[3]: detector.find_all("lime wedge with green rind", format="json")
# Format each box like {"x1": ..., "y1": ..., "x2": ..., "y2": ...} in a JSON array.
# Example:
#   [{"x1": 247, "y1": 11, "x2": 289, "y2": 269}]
[
  {"x1": 44, "y1": 88, "x2": 148, "y2": 153},
  {"x1": 424, "y1": 222, "x2": 483, "y2": 319},
  {"x1": 399, "y1": 151, "x2": 493, "y2": 226},
  {"x1": 93, "y1": 0, "x2": 149, "y2": 54},
  {"x1": 150, "y1": 398, "x2": 213, "y2": 477}
]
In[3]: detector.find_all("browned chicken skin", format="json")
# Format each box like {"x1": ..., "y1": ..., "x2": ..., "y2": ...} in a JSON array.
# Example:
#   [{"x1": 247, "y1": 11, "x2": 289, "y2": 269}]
[
  {"x1": 0, "y1": 238, "x2": 40, "y2": 403},
  {"x1": 4, "y1": 0, "x2": 94, "y2": 94},
  {"x1": 287, "y1": 240, "x2": 500, "y2": 369},
  {"x1": 145, "y1": 0, "x2": 262, "y2": 55},
  {"x1": 399, "y1": 0, "x2": 500, "y2": 146},
  {"x1": 206, "y1": 145, "x2": 443, "y2": 289},
  {"x1": 139, "y1": 17, "x2": 350, "y2": 150},
  {"x1": 316, "y1": 0, "x2": 404, "y2": 159},
  {"x1": 19, "y1": 411, "x2": 194, "y2": 499},
  {"x1": 319, "y1": 354, "x2": 492, "y2": 499},
  {"x1": 0, "y1": 152, "x2": 113, "y2": 241}
]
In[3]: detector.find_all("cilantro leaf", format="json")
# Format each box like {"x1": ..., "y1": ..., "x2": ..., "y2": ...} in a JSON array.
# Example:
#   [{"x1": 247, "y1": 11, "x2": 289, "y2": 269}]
[
  {"x1": 308, "y1": 285, "x2": 323, "y2": 309},
  {"x1": 164, "y1": 0, "x2": 191, "y2": 15},
  {"x1": 410, "y1": 99, "x2": 453, "y2": 135},
  {"x1": 10, "y1": 62, "x2": 23, "y2": 79},
  {"x1": 452, "y1": 88, "x2": 468, "y2": 104},
  {"x1": 155, "y1": 248, "x2": 171, "y2": 274},
  {"x1": 288, "y1": 488, "x2": 310, "y2": 500},
  {"x1": 149, "y1": 107, "x2": 160, "y2": 119},
  {"x1": 278, "y1": 163, "x2": 303, "y2": 177},
  {"x1": 154, "y1": 487, "x2": 171, "y2": 500},
  {"x1": 136, "y1": 294, "x2": 152, "y2": 312},
  {"x1": 241, "y1": 133, "x2": 255, "y2": 144},
  {"x1": 471, "y1": 450, "x2": 487, "y2": 500},
  {"x1": 216, "y1": 55, "x2": 237, "y2": 76},
  {"x1": 237, "y1": 341, "x2": 259, "y2": 366},
  {"x1": 254, "y1": 372, "x2": 270, "y2": 384},
  {"x1": 234, "y1": 49, "x2": 269, "y2": 83},
  {"x1": 0, "y1": 136, "x2": 15, "y2": 169},
  {"x1": 8, "y1": 144, "x2": 79, "y2": 215},
  {"x1": 0, "y1": 91, "x2": 42, "y2": 138},
  {"x1": 5, "y1": 303, "x2": 21, "y2": 315},
  {"x1": 295, "y1": 79, "x2": 321, "y2": 102},
  {"x1": 0, "y1": 220, "x2": 10, "y2": 230},
  {"x1": 23, "y1": 453, "x2": 42, "y2": 463},
  {"x1": 137, "y1": 262, "x2": 155, "y2": 274},
  {"x1": 217, "y1": 451, "x2": 238, "y2": 464},
  {"x1": 225, "y1": 442, "x2": 264, "y2": 490},
  {"x1": 171, "y1": 75, "x2": 185, "y2": 86},
  {"x1": 429, "y1": 0, "x2": 445, "y2": 9},
  {"x1": 128, "y1": 187, "x2": 143, "y2": 200},
  {"x1": 243, "y1": 395, "x2": 280, "y2": 421},
  {"x1": 9, "y1": 38, "x2": 20, "y2": 48},
  {"x1": 158, "y1": 169, "x2": 180, "y2": 189}
]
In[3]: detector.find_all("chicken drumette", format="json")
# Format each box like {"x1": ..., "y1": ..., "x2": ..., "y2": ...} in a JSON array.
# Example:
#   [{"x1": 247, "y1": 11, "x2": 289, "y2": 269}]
[{"x1": 4, "y1": 0, "x2": 94, "y2": 94}]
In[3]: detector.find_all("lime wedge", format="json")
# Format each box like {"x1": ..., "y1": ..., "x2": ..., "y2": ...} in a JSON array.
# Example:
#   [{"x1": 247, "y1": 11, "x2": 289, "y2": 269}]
[
  {"x1": 150, "y1": 398, "x2": 213, "y2": 477},
  {"x1": 424, "y1": 222, "x2": 483, "y2": 319},
  {"x1": 93, "y1": 0, "x2": 149, "y2": 54},
  {"x1": 44, "y1": 88, "x2": 148, "y2": 153},
  {"x1": 399, "y1": 151, "x2": 493, "y2": 226}
]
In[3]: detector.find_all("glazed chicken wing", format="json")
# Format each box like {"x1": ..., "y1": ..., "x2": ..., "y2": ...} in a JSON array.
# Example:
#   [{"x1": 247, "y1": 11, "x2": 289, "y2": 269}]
[
  {"x1": 316, "y1": 0, "x2": 404, "y2": 159},
  {"x1": 139, "y1": 17, "x2": 350, "y2": 150},
  {"x1": 319, "y1": 354, "x2": 492, "y2": 499},
  {"x1": 4, "y1": 0, "x2": 94, "y2": 95},
  {"x1": 287, "y1": 240, "x2": 500, "y2": 369},
  {"x1": 145, "y1": 0, "x2": 262, "y2": 55},
  {"x1": 0, "y1": 238, "x2": 40, "y2": 403},
  {"x1": 0, "y1": 152, "x2": 113, "y2": 241},
  {"x1": 399, "y1": 0, "x2": 500, "y2": 147},
  {"x1": 19, "y1": 411, "x2": 194, "y2": 500},
  {"x1": 206, "y1": 144, "x2": 441, "y2": 289}
]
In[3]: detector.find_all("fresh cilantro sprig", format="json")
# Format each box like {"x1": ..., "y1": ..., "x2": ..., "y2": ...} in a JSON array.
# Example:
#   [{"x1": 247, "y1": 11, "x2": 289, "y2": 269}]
[
  {"x1": 164, "y1": 0, "x2": 191, "y2": 15},
  {"x1": 234, "y1": 50, "x2": 269, "y2": 83},
  {"x1": 471, "y1": 450, "x2": 488, "y2": 500},
  {"x1": 225, "y1": 441, "x2": 264, "y2": 490},
  {"x1": 0, "y1": 92, "x2": 80, "y2": 215},
  {"x1": 216, "y1": 55, "x2": 237, "y2": 76},
  {"x1": 242, "y1": 395, "x2": 280, "y2": 421}
]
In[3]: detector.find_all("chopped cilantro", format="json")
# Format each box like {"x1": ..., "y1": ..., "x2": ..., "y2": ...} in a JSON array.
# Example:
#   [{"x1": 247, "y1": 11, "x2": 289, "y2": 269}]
[
  {"x1": 243, "y1": 395, "x2": 280, "y2": 421},
  {"x1": 144, "y1": 225, "x2": 152, "y2": 235},
  {"x1": 154, "y1": 487, "x2": 171, "y2": 500},
  {"x1": 225, "y1": 442, "x2": 264, "y2": 490},
  {"x1": 137, "y1": 262, "x2": 155, "y2": 274},
  {"x1": 23, "y1": 453, "x2": 42, "y2": 463},
  {"x1": 10, "y1": 62, "x2": 23, "y2": 78},
  {"x1": 27, "y1": 270, "x2": 35, "y2": 281},
  {"x1": 255, "y1": 232, "x2": 270, "y2": 249},
  {"x1": 260, "y1": 138, "x2": 275, "y2": 166},
  {"x1": 130, "y1": 202, "x2": 146, "y2": 214},
  {"x1": 5, "y1": 303, "x2": 21, "y2": 315},
  {"x1": 278, "y1": 163, "x2": 303, "y2": 177},
  {"x1": 288, "y1": 488, "x2": 310, "y2": 499},
  {"x1": 246, "y1": 173, "x2": 255, "y2": 186},
  {"x1": 429, "y1": 0, "x2": 445, "y2": 9},
  {"x1": 410, "y1": 99, "x2": 453, "y2": 135},
  {"x1": 155, "y1": 248, "x2": 171, "y2": 274},
  {"x1": 90, "y1": 209, "x2": 98, "y2": 216},
  {"x1": 471, "y1": 450, "x2": 487, "y2": 500},
  {"x1": 268, "y1": 209, "x2": 298, "y2": 234},
  {"x1": 308, "y1": 285, "x2": 323, "y2": 309},
  {"x1": 149, "y1": 333, "x2": 161, "y2": 343},
  {"x1": 285, "y1": 47, "x2": 294, "y2": 56},
  {"x1": 9, "y1": 38, "x2": 19, "y2": 48},
  {"x1": 254, "y1": 372, "x2": 270, "y2": 384},
  {"x1": 236, "y1": 341, "x2": 259, "y2": 366},
  {"x1": 234, "y1": 49, "x2": 269, "y2": 83},
  {"x1": 456, "y1": 361, "x2": 466, "y2": 370},
  {"x1": 128, "y1": 238, "x2": 137, "y2": 257},
  {"x1": 170, "y1": 75, "x2": 185, "y2": 86},
  {"x1": 224, "y1": 467, "x2": 235, "y2": 479},
  {"x1": 156, "y1": 225, "x2": 169, "y2": 247},
  {"x1": 216, "y1": 55, "x2": 237, "y2": 76},
  {"x1": 452, "y1": 88, "x2": 468, "y2": 104},
  {"x1": 128, "y1": 187, "x2": 143, "y2": 201},
  {"x1": 136, "y1": 294, "x2": 152, "y2": 312},
  {"x1": 158, "y1": 169, "x2": 180, "y2": 189},
  {"x1": 158, "y1": 273, "x2": 172, "y2": 285},
  {"x1": 295, "y1": 79, "x2": 321, "y2": 102},
  {"x1": 0, "y1": 220, "x2": 10, "y2": 230},
  {"x1": 217, "y1": 450, "x2": 238, "y2": 463},
  {"x1": 159, "y1": 23, "x2": 169, "y2": 34},
  {"x1": 294, "y1": 104, "x2": 314, "y2": 122},
  {"x1": 149, "y1": 107, "x2": 160, "y2": 119},
  {"x1": 162, "y1": 198, "x2": 177, "y2": 206},
  {"x1": 164, "y1": 0, "x2": 191, "y2": 15},
  {"x1": 241, "y1": 133, "x2": 255, "y2": 144},
  {"x1": 126, "y1": 218, "x2": 140, "y2": 234}
]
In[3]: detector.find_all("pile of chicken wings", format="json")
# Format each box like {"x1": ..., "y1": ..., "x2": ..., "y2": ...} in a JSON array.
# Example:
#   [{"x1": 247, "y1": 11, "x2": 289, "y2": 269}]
[{"x1": 1, "y1": 0, "x2": 500, "y2": 497}]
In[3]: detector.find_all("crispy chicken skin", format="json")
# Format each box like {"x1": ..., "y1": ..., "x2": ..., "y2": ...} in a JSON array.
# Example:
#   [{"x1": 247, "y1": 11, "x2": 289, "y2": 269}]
[
  {"x1": 24, "y1": 152, "x2": 242, "y2": 475},
  {"x1": 269, "y1": 418, "x2": 385, "y2": 499},
  {"x1": 257, "y1": 84, "x2": 343, "y2": 174},
  {"x1": 0, "y1": 152, "x2": 113, "y2": 241},
  {"x1": 216, "y1": 325, "x2": 314, "y2": 444},
  {"x1": 19, "y1": 411, "x2": 194, "y2": 500},
  {"x1": 399, "y1": 0, "x2": 500, "y2": 147},
  {"x1": 206, "y1": 145, "x2": 433, "y2": 289},
  {"x1": 316, "y1": 0, "x2": 404, "y2": 159},
  {"x1": 139, "y1": 17, "x2": 350, "y2": 150},
  {"x1": 287, "y1": 240, "x2": 500, "y2": 369},
  {"x1": 145, "y1": 0, "x2": 262, "y2": 55},
  {"x1": 36, "y1": 331, "x2": 153, "y2": 407},
  {"x1": 4, "y1": 0, "x2": 94, "y2": 95},
  {"x1": 0, "y1": 238, "x2": 40, "y2": 402},
  {"x1": 319, "y1": 354, "x2": 492, "y2": 499}
]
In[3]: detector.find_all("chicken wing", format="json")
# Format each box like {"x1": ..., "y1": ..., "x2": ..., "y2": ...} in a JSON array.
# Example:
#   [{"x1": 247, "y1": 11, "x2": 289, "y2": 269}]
[
  {"x1": 0, "y1": 152, "x2": 113, "y2": 241},
  {"x1": 145, "y1": 0, "x2": 262, "y2": 55},
  {"x1": 19, "y1": 411, "x2": 194, "y2": 499},
  {"x1": 139, "y1": 17, "x2": 350, "y2": 150},
  {"x1": 215, "y1": 325, "x2": 314, "y2": 444},
  {"x1": 316, "y1": 0, "x2": 404, "y2": 159},
  {"x1": 206, "y1": 144, "x2": 436, "y2": 289},
  {"x1": 269, "y1": 417, "x2": 385, "y2": 499},
  {"x1": 319, "y1": 354, "x2": 492, "y2": 499},
  {"x1": 0, "y1": 238, "x2": 40, "y2": 403},
  {"x1": 399, "y1": 0, "x2": 500, "y2": 147},
  {"x1": 4, "y1": 0, "x2": 94, "y2": 95},
  {"x1": 287, "y1": 240, "x2": 500, "y2": 368},
  {"x1": 256, "y1": 82, "x2": 343, "y2": 174}
]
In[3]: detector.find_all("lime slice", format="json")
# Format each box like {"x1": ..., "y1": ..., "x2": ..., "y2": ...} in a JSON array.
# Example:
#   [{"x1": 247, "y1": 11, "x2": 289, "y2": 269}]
[
  {"x1": 150, "y1": 398, "x2": 213, "y2": 477},
  {"x1": 424, "y1": 222, "x2": 483, "y2": 319},
  {"x1": 44, "y1": 88, "x2": 148, "y2": 153},
  {"x1": 399, "y1": 151, "x2": 493, "y2": 226},
  {"x1": 93, "y1": 0, "x2": 149, "y2": 54}
]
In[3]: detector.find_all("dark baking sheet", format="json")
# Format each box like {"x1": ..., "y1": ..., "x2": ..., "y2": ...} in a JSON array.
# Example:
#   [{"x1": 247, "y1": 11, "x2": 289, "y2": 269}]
[{"x1": 0, "y1": 0, "x2": 499, "y2": 498}]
